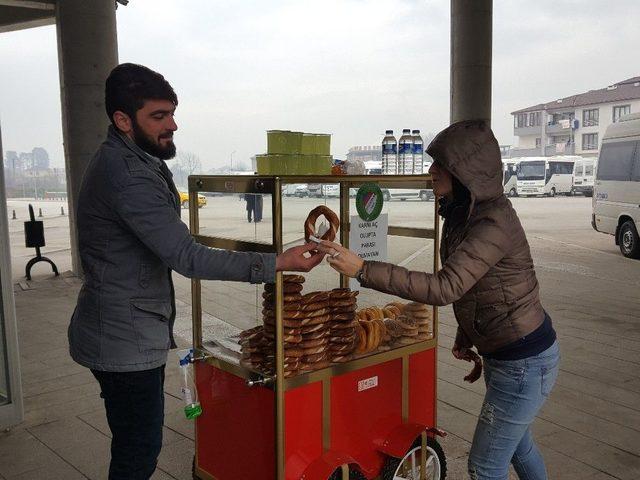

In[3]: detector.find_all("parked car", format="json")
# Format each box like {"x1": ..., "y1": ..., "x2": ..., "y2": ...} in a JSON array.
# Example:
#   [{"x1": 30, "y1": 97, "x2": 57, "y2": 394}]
[
  {"x1": 282, "y1": 184, "x2": 303, "y2": 197},
  {"x1": 322, "y1": 184, "x2": 340, "y2": 197},
  {"x1": 294, "y1": 184, "x2": 309, "y2": 197},
  {"x1": 201, "y1": 191, "x2": 223, "y2": 198},
  {"x1": 307, "y1": 184, "x2": 322, "y2": 197},
  {"x1": 178, "y1": 191, "x2": 207, "y2": 208},
  {"x1": 381, "y1": 188, "x2": 434, "y2": 202}
]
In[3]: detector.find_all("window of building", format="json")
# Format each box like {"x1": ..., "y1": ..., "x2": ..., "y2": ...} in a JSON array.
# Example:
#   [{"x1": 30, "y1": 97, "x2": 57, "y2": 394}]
[
  {"x1": 535, "y1": 138, "x2": 541, "y2": 148},
  {"x1": 612, "y1": 105, "x2": 631, "y2": 123},
  {"x1": 583, "y1": 108, "x2": 599, "y2": 127},
  {"x1": 528, "y1": 112, "x2": 540, "y2": 127},
  {"x1": 582, "y1": 133, "x2": 598, "y2": 151}
]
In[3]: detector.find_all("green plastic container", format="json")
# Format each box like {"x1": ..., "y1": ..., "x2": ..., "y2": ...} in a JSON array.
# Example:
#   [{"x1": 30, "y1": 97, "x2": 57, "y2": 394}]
[
  {"x1": 271, "y1": 154, "x2": 292, "y2": 175},
  {"x1": 256, "y1": 154, "x2": 271, "y2": 175},
  {"x1": 314, "y1": 134, "x2": 331, "y2": 155},
  {"x1": 267, "y1": 130, "x2": 303, "y2": 154},
  {"x1": 301, "y1": 133, "x2": 331, "y2": 155},
  {"x1": 315, "y1": 155, "x2": 333, "y2": 174}
]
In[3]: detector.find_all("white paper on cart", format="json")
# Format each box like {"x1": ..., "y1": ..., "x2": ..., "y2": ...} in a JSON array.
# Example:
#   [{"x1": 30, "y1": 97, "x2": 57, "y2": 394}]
[{"x1": 349, "y1": 213, "x2": 388, "y2": 291}]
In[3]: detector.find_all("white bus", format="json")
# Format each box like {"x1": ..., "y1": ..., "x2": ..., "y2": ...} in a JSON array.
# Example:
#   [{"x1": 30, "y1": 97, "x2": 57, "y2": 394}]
[
  {"x1": 572, "y1": 157, "x2": 596, "y2": 197},
  {"x1": 516, "y1": 156, "x2": 575, "y2": 197},
  {"x1": 502, "y1": 159, "x2": 520, "y2": 197},
  {"x1": 592, "y1": 112, "x2": 640, "y2": 259}
]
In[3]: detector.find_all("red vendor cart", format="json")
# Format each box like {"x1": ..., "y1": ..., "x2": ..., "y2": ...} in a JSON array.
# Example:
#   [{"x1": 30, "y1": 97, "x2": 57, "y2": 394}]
[{"x1": 188, "y1": 174, "x2": 446, "y2": 480}]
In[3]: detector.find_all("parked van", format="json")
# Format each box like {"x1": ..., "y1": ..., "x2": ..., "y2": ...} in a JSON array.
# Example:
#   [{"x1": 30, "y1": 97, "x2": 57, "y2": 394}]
[
  {"x1": 572, "y1": 157, "x2": 596, "y2": 196},
  {"x1": 502, "y1": 159, "x2": 520, "y2": 197},
  {"x1": 516, "y1": 156, "x2": 575, "y2": 196},
  {"x1": 592, "y1": 112, "x2": 640, "y2": 259}
]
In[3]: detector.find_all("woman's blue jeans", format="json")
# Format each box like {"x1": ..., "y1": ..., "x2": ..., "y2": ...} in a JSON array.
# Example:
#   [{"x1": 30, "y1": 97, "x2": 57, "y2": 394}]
[{"x1": 468, "y1": 341, "x2": 560, "y2": 480}]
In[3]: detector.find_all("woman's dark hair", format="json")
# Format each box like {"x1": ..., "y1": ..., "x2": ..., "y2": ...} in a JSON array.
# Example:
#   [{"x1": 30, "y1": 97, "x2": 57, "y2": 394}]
[
  {"x1": 452, "y1": 175, "x2": 471, "y2": 206},
  {"x1": 105, "y1": 63, "x2": 178, "y2": 124}
]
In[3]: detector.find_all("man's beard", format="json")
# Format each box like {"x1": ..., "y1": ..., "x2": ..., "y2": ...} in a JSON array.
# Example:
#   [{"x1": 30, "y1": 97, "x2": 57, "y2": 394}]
[{"x1": 132, "y1": 121, "x2": 176, "y2": 160}]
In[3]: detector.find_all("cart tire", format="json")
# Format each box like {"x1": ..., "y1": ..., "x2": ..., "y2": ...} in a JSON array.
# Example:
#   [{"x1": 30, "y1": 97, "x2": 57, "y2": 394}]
[
  {"x1": 328, "y1": 467, "x2": 367, "y2": 480},
  {"x1": 381, "y1": 437, "x2": 446, "y2": 480}
]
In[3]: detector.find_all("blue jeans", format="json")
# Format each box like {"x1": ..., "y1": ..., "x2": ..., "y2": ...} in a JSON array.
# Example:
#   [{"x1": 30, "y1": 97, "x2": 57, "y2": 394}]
[
  {"x1": 468, "y1": 341, "x2": 560, "y2": 480},
  {"x1": 92, "y1": 365, "x2": 165, "y2": 480}
]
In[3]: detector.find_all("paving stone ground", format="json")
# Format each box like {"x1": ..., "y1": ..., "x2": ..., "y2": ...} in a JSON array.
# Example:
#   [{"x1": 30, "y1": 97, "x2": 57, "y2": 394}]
[{"x1": 1, "y1": 196, "x2": 639, "y2": 479}]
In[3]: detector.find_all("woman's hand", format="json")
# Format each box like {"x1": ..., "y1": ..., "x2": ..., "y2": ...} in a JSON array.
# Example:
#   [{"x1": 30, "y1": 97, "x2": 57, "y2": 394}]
[{"x1": 317, "y1": 240, "x2": 364, "y2": 278}]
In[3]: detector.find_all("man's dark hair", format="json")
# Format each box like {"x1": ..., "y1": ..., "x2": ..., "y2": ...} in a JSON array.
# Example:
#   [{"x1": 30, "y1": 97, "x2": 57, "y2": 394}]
[{"x1": 105, "y1": 63, "x2": 178, "y2": 125}]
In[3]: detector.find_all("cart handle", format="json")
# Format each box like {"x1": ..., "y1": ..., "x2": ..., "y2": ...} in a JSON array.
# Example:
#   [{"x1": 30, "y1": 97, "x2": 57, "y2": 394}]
[{"x1": 246, "y1": 375, "x2": 275, "y2": 388}]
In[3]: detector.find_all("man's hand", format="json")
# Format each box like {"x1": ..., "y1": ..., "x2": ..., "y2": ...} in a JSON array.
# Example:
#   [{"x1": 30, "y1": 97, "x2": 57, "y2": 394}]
[
  {"x1": 275, "y1": 242, "x2": 325, "y2": 272},
  {"x1": 316, "y1": 240, "x2": 364, "y2": 278},
  {"x1": 452, "y1": 341, "x2": 468, "y2": 360}
]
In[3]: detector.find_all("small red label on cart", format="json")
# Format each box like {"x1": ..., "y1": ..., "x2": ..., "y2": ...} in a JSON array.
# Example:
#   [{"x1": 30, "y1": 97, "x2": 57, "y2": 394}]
[{"x1": 358, "y1": 376, "x2": 378, "y2": 392}]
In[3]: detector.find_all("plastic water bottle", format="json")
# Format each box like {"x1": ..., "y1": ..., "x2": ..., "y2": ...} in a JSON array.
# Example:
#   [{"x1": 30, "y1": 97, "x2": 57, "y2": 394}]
[
  {"x1": 412, "y1": 129, "x2": 424, "y2": 174},
  {"x1": 382, "y1": 130, "x2": 397, "y2": 175},
  {"x1": 398, "y1": 129, "x2": 413, "y2": 174},
  {"x1": 178, "y1": 349, "x2": 202, "y2": 420}
]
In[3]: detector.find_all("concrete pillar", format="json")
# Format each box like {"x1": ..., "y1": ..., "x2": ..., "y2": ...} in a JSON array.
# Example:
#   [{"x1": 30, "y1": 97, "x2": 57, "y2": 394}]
[
  {"x1": 450, "y1": 0, "x2": 492, "y2": 125},
  {"x1": 56, "y1": 0, "x2": 118, "y2": 275}
]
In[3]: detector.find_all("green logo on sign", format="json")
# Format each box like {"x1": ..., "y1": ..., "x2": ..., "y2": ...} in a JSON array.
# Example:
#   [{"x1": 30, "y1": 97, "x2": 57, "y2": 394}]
[{"x1": 356, "y1": 183, "x2": 384, "y2": 221}]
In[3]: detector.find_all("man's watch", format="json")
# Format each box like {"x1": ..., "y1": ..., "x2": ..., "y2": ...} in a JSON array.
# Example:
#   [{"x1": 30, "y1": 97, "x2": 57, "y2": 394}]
[{"x1": 355, "y1": 269, "x2": 365, "y2": 285}]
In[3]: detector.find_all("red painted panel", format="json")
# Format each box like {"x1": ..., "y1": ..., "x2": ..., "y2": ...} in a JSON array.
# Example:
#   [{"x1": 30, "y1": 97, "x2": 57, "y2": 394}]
[
  {"x1": 408, "y1": 348, "x2": 436, "y2": 428},
  {"x1": 285, "y1": 383, "x2": 323, "y2": 480},
  {"x1": 330, "y1": 360, "x2": 403, "y2": 477},
  {"x1": 195, "y1": 362, "x2": 275, "y2": 480}
]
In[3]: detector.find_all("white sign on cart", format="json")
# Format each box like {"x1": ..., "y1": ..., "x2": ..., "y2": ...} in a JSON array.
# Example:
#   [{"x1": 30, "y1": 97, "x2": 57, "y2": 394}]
[{"x1": 349, "y1": 213, "x2": 388, "y2": 291}]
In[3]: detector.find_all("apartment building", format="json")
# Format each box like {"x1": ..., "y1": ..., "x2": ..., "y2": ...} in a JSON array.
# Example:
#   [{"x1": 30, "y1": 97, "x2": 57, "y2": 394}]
[{"x1": 511, "y1": 76, "x2": 640, "y2": 157}]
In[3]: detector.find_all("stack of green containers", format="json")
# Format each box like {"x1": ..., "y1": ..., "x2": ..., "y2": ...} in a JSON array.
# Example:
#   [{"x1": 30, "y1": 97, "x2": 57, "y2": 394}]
[{"x1": 256, "y1": 130, "x2": 332, "y2": 175}]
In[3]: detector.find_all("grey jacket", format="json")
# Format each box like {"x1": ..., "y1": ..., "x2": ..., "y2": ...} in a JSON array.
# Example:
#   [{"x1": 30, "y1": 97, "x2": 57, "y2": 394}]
[{"x1": 69, "y1": 126, "x2": 276, "y2": 372}]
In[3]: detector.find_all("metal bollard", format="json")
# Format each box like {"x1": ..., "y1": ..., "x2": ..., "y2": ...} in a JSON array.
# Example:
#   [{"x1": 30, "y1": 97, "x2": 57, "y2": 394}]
[
  {"x1": 38, "y1": 208, "x2": 43, "y2": 218},
  {"x1": 61, "y1": 206, "x2": 65, "y2": 216},
  {"x1": 12, "y1": 210, "x2": 16, "y2": 220}
]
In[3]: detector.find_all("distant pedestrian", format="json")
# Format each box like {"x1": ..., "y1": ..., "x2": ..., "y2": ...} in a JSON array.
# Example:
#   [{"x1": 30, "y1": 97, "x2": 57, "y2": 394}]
[
  {"x1": 254, "y1": 194, "x2": 263, "y2": 223},
  {"x1": 245, "y1": 193, "x2": 256, "y2": 222}
]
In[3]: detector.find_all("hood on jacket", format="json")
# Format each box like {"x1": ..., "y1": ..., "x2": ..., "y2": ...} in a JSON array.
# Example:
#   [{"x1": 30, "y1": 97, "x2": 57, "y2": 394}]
[{"x1": 426, "y1": 120, "x2": 503, "y2": 211}]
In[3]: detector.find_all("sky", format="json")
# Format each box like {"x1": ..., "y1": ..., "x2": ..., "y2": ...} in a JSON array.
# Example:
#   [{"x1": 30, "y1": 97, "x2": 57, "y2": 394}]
[{"x1": 1, "y1": 0, "x2": 639, "y2": 170}]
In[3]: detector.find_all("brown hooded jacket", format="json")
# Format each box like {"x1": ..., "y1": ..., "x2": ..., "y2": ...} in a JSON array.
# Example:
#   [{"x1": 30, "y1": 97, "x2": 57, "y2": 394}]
[{"x1": 360, "y1": 120, "x2": 544, "y2": 354}]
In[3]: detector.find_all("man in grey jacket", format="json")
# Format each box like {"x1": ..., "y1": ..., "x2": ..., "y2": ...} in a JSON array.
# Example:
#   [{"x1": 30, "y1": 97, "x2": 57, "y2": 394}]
[{"x1": 69, "y1": 63, "x2": 322, "y2": 480}]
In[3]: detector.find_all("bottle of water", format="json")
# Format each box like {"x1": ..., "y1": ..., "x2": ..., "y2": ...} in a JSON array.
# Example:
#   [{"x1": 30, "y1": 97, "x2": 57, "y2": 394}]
[
  {"x1": 178, "y1": 349, "x2": 202, "y2": 420},
  {"x1": 382, "y1": 130, "x2": 397, "y2": 175},
  {"x1": 398, "y1": 129, "x2": 413, "y2": 174},
  {"x1": 412, "y1": 129, "x2": 424, "y2": 174}
]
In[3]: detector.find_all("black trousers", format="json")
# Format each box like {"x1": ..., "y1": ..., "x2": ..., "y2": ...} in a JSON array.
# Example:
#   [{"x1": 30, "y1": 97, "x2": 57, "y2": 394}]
[{"x1": 91, "y1": 365, "x2": 165, "y2": 480}]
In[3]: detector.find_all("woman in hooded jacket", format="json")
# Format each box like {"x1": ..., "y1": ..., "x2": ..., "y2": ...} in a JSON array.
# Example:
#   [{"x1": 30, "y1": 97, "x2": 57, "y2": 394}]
[{"x1": 320, "y1": 120, "x2": 560, "y2": 480}]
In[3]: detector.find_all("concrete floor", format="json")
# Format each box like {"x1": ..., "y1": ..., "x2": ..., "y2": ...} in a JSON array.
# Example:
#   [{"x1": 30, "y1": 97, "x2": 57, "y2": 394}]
[{"x1": 1, "y1": 194, "x2": 639, "y2": 479}]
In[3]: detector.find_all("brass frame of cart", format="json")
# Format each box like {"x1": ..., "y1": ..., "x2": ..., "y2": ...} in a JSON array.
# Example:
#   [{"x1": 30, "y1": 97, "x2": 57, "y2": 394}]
[{"x1": 188, "y1": 175, "x2": 441, "y2": 480}]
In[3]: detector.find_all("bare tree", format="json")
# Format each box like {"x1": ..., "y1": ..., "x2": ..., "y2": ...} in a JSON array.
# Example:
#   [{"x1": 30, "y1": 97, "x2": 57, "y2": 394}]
[{"x1": 177, "y1": 151, "x2": 202, "y2": 175}]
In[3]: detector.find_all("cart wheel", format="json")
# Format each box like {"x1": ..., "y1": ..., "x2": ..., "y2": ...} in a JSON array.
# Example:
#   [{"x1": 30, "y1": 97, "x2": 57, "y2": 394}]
[
  {"x1": 381, "y1": 437, "x2": 446, "y2": 480},
  {"x1": 328, "y1": 467, "x2": 367, "y2": 480}
]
